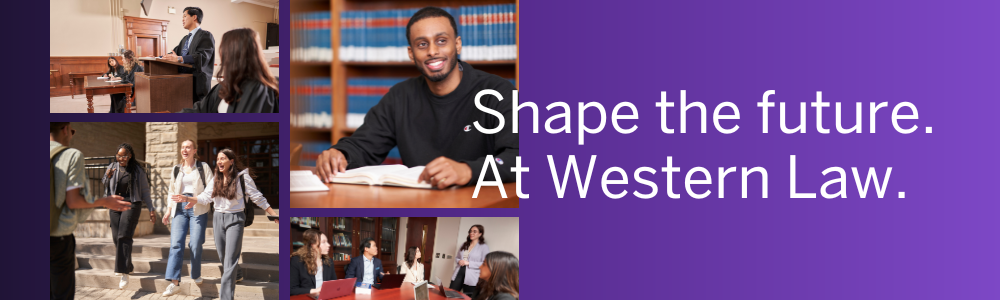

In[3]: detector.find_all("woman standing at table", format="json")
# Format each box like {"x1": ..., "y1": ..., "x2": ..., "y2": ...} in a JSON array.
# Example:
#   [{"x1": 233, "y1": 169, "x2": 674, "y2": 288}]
[
  {"x1": 290, "y1": 229, "x2": 336, "y2": 296},
  {"x1": 173, "y1": 148, "x2": 279, "y2": 300},
  {"x1": 108, "y1": 50, "x2": 143, "y2": 113},
  {"x1": 475, "y1": 251, "x2": 519, "y2": 300},
  {"x1": 450, "y1": 225, "x2": 489, "y2": 298},
  {"x1": 102, "y1": 142, "x2": 155, "y2": 289},
  {"x1": 161, "y1": 140, "x2": 214, "y2": 297},
  {"x1": 180, "y1": 28, "x2": 278, "y2": 113},
  {"x1": 400, "y1": 246, "x2": 424, "y2": 283}
]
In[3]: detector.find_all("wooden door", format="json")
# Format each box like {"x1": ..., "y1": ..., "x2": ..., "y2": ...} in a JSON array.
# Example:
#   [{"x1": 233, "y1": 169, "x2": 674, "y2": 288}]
[
  {"x1": 136, "y1": 37, "x2": 156, "y2": 57},
  {"x1": 405, "y1": 217, "x2": 437, "y2": 281}
]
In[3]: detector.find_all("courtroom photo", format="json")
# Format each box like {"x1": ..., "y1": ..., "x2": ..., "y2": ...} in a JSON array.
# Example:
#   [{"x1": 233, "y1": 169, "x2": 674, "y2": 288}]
[
  {"x1": 48, "y1": 122, "x2": 280, "y2": 299},
  {"x1": 288, "y1": 217, "x2": 519, "y2": 300},
  {"x1": 50, "y1": 0, "x2": 280, "y2": 113},
  {"x1": 290, "y1": 2, "x2": 519, "y2": 208}
]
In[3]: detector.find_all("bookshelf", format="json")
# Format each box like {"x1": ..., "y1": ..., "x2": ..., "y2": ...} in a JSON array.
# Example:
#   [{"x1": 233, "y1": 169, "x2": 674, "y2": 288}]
[
  {"x1": 290, "y1": 217, "x2": 401, "y2": 280},
  {"x1": 290, "y1": 0, "x2": 518, "y2": 161}
]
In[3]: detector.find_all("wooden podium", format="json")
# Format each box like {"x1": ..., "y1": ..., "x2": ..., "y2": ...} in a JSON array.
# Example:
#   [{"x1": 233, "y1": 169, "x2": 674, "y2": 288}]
[{"x1": 135, "y1": 57, "x2": 194, "y2": 113}]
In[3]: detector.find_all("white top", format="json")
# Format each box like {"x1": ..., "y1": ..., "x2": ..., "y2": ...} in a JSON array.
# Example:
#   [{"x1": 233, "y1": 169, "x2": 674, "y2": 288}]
[
  {"x1": 180, "y1": 168, "x2": 198, "y2": 195},
  {"x1": 462, "y1": 250, "x2": 469, "y2": 261},
  {"x1": 400, "y1": 262, "x2": 424, "y2": 283},
  {"x1": 315, "y1": 262, "x2": 324, "y2": 288},
  {"x1": 168, "y1": 161, "x2": 213, "y2": 218},
  {"x1": 218, "y1": 100, "x2": 229, "y2": 113},
  {"x1": 195, "y1": 169, "x2": 270, "y2": 213}
]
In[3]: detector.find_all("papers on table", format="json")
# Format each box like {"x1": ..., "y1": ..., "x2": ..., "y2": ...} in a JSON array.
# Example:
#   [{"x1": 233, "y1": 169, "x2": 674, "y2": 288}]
[
  {"x1": 105, "y1": 80, "x2": 122, "y2": 83},
  {"x1": 290, "y1": 170, "x2": 330, "y2": 192}
]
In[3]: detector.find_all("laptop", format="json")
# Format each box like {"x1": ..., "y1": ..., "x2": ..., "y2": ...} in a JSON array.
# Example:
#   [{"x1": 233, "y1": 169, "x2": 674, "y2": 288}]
[
  {"x1": 309, "y1": 278, "x2": 356, "y2": 300},
  {"x1": 434, "y1": 276, "x2": 466, "y2": 299},
  {"x1": 377, "y1": 274, "x2": 406, "y2": 290},
  {"x1": 414, "y1": 281, "x2": 430, "y2": 300}
]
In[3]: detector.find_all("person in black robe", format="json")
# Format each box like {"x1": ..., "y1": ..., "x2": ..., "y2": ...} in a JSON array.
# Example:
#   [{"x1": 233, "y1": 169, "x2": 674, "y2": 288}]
[
  {"x1": 179, "y1": 28, "x2": 278, "y2": 113},
  {"x1": 109, "y1": 50, "x2": 143, "y2": 113}
]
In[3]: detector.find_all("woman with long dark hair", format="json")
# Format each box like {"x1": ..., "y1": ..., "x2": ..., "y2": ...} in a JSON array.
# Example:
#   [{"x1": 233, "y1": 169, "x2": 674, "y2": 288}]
[
  {"x1": 101, "y1": 143, "x2": 154, "y2": 289},
  {"x1": 105, "y1": 56, "x2": 122, "y2": 79},
  {"x1": 173, "y1": 148, "x2": 278, "y2": 300},
  {"x1": 108, "y1": 50, "x2": 144, "y2": 113},
  {"x1": 450, "y1": 224, "x2": 489, "y2": 298},
  {"x1": 400, "y1": 246, "x2": 424, "y2": 283},
  {"x1": 181, "y1": 28, "x2": 278, "y2": 113},
  {"x1": 474, "y1": 251, "x2": 519, "y2": 300},
  {"x1": 161, "y1": 140, "x2": 214, "y2": 297},
  {"x1": 290, "y1": 229, "x2": 336, "y2": 296}
]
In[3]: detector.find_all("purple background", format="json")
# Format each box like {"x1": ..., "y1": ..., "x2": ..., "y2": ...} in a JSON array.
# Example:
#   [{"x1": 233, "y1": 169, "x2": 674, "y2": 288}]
[
  {"x1": 517, "y1": 0, "x2": 999, "y2": 299},
  {"x1": 23, "y1": 0, "x2": 998, "y2": 299}
]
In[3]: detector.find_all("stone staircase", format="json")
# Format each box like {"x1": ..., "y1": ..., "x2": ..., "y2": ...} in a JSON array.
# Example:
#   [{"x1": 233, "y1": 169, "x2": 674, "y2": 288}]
[{"x1": 74, "y1": 208, "x2": 279, "y2": 299}]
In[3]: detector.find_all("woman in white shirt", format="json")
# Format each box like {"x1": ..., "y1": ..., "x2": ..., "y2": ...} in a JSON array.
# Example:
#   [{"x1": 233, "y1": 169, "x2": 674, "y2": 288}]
[
  {"x1": 172, "y1": 148, "x2": 278, "y2": 300},
  {"x1": 162, "y1": 140, "x2": 214, "y2": 297},
  {"x1": 399, "y1": 246, "x2": 424, "y2": 283}
]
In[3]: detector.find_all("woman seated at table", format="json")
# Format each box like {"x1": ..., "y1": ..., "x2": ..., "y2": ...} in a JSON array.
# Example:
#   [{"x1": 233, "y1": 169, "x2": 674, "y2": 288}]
[
  {"x1": 108, "y1": 50, "x2": 143, "y2": 113},
  {"x1": 180, "y1": 28, "x2": 278, "y2": 113},
  {"x1": 290, "y1": 229, "x2": 336, "y2": 296},
  {"x1": 475, "y1": 251, "x2": 519, "y2": 300},
  {"x1": 399, "y1": 246, "x2": 424, "y2": 283}
]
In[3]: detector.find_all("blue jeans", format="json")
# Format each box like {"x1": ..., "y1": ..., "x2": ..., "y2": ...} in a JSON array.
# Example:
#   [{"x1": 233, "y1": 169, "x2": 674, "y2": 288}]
[{"x1": 164, "y1": 193, "x2": 208, "y2": 281}]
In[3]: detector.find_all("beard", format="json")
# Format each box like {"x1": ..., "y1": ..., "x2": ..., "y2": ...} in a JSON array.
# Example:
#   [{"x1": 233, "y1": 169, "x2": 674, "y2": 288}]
[{"x1": 417, "y1": 55, "x2": 458, "y2": 82}]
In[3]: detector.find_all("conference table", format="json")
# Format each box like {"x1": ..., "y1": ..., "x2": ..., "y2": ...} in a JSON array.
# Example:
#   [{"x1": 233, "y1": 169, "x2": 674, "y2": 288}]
[
  {"x1": 290, "y1": 167, "x2": 518, "y2": 208},
  {"x1": 289, "y1": 282, "x2": 471, "y2": 300},
  {"x1": 84, "y1": 75, "x2": 133, "y2": 113}
]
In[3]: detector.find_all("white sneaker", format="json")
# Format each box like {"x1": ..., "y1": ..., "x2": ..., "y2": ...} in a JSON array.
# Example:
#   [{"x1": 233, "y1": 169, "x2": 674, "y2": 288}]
[
  {"x1": 193, "y1": 277, "x2": 203, "y2": 285},
  {"x1": 119, "y1": 274, "x2": 129, "y2": 289},
  {"x1": 162, "y1": 283, "x2": 181, "y2": 297},
  {"x1": 114, "y1": 272, "x2": 121, "y2": 276}
]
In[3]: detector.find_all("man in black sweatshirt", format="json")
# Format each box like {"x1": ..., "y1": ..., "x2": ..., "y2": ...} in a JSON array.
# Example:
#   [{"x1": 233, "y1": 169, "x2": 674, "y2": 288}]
[{"x1": 316, "y1": 7, "x2": 517, "y2": 189}]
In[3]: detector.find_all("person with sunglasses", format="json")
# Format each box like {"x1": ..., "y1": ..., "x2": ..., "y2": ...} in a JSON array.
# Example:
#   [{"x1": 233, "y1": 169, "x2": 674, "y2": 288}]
[{"x1": 102, "y1": 142, "x2": 155, "y2": 289}]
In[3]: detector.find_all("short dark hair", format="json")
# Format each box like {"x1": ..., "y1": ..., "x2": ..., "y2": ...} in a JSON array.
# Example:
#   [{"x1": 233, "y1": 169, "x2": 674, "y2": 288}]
[
  {"x1": 50, "y1": 122, "x2": 70, "y2": 135},
  {"x1": 360, "y1": 238, "x2": 376, "y2": 252},
  {"x1": 406, "y1": 7, "x2": 458, "y2": 46},
  {"x1": 184, "y1": 7, "x2": 203, "y2": 24}
]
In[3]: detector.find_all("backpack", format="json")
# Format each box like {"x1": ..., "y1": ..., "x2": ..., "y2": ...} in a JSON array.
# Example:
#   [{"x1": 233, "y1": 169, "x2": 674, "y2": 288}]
[
  {"x1": 173, "y1": 161, "x2": 207, "y2": 188},
  {"x1": 50, "y1": 146, "x2": 69, "y2": 234},
  {"x1": 239, "y1": 174, "x2": 255, "y2": 227}
]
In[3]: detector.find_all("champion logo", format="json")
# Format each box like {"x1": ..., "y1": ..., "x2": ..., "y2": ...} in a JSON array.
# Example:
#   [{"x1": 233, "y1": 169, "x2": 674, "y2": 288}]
[
  {"x1": 463, "y1": 125, "x2": 472, "y2": 132},
  {"x1": 495, "y1": 158, "x2": 504, "y2": 165}
]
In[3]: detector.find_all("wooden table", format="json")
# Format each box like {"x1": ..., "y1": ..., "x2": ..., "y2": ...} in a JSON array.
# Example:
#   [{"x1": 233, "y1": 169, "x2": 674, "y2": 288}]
[
  {"x1": 290, "y1": 283, "x2": 471, "y2": 300},
  {"x1": 84, "y1": 75, "x2": 132, "y2": 113},
  {"x1": 290, "y1": 168, "x2": 519, "y2": 208},
  {"x1": 68, "y1": 72, "x2": 104, "y2": 99}
]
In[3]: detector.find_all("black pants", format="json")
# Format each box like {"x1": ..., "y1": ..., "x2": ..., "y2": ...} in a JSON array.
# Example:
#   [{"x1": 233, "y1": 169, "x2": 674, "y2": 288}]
[
  {"x1": 110, "y1": 202, "x2": 142, "y2": 274},
  {"x1": 450, "y1": 266, "x2": 479, "y2": 299},
  {"x1": 51, "y1": 235, "x2": 76, "y2": 300},
  {"x1": 109, "y1": 93, "x2": 127, "y2": 113}
]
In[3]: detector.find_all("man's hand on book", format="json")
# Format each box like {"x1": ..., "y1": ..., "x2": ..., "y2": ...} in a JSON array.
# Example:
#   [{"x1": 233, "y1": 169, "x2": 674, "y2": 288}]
[
  {"x1": 419, "y1": 156, "x2": 472, "y2": 189},
  {"x1": 317, "y1": 148, "x2": 348, "y2": 183}
]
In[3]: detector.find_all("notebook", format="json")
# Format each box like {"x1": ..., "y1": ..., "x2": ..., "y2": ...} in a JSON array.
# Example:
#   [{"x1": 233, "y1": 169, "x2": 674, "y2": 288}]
[
  {"x1": 330, "y1": 165, "x2": 432, "y2": 189},
  {"x1": 290, "y1": 170, "x2": 330, "y2": 192}
]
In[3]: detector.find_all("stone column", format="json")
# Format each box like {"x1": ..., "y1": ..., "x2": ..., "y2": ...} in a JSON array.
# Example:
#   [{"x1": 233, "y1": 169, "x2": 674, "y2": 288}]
[{"x1": 145, "y1": 122, "x2": 197, "y2": 233}]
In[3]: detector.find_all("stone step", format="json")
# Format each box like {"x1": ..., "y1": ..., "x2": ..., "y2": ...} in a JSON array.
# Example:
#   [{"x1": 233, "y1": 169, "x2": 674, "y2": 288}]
[
  {"x1": 204, "y1": 228, "x2": 279, "y2": 238},
  {"x1": 74, "y1": 208, "x2": 155, "y2": 239},
  {"x1": 74, "y1": 268, "x2": 278, "y2": 300},
  {"x1": 76, "y1": 254, "x2": 279, "y2": 283},
  {"x1": 75, "y1": 235, "x2": 278, "y2": 266}
]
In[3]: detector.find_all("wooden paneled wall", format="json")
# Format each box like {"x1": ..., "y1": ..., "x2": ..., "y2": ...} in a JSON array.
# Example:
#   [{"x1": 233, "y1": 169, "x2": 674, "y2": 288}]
[{"x1": 50, "y1": 56, "x2": 111, "y2": 98}]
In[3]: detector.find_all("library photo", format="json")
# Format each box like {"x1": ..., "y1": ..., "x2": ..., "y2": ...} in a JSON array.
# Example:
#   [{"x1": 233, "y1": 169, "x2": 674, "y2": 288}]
[
  {"x1": 49, "y1": 122, "x2": 280, "y2": 299},
  {"x1": 289, "y1": 217, "x2": 519, "y2": 300},
  {"x1": 290, "y1": 0, "x2": 519, "y2": 208},
  {"x1": 50, "y1": 0, "x2": 280, "y2": 113}
]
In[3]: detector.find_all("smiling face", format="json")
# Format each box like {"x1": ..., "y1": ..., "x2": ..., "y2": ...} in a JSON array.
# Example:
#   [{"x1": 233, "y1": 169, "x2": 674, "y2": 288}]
[
  {"x1": 116, "y1": 148, "x2": 130, "y2": 167},
  {"x1": 180, "y1": 141, "x2": 195, "y2": 162},
  {"x1": 216, "y1": 152, "x2": 231, "y2": 173},
  {"x1": 407, "y1": 16, "x2": 461, "y2": 83},
  {"x1": 469, "y1": 226, "x2": 482, "y2": 242}
]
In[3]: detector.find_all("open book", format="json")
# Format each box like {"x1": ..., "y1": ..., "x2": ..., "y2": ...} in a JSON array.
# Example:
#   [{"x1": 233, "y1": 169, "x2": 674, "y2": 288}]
[
  {"x1": 331, "y1": 165, "x2": 432, "y2": 189},
  {"x1": 290, "y1": 170, "x2": 330, "y2": 192}
]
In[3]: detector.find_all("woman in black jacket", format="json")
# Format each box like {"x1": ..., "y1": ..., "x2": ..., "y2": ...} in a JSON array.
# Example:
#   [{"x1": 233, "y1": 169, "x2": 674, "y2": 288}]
[
  {"x1": 101, "y1": 143, "x2": 155, "y2": 289},
  {"x1": 109, "y1": 50, "x2": 143, "y2": 113},
  {"x1": 290, "y1": 229, "x2": 336, "y2": 296},
  {"x1": 181, "y1": 28, "x2": 278, "y2": 113}
]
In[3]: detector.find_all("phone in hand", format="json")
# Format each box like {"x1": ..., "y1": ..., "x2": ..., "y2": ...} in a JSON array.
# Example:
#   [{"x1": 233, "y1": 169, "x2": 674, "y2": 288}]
[{"x1": 267, "y1": 215, "x2": 279, "y2": 221}]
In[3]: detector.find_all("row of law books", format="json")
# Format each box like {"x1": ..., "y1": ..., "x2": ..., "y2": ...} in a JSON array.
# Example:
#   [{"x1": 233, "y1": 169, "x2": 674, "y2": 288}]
[
  {"x1": 332, "y1": 232, "x2": 352, "y2": 247},
  {"x1": 299, "y1": 141, "x2": 402, "y2": 167},
  {"x1": 291, "y1": 11, "x2": 332, "y2": 62},
  {"x1": 340, "y1": 4, "x2": 517, "y2": 62},
  {"x1": 291, "y1": 77, "x2": 332, "y2": 129}
]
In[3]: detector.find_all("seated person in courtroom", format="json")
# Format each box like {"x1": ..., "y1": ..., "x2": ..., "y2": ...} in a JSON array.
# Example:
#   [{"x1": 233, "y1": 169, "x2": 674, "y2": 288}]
[{"x1": 316, "y1": 7, "x2": 518, "y2": 189}]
